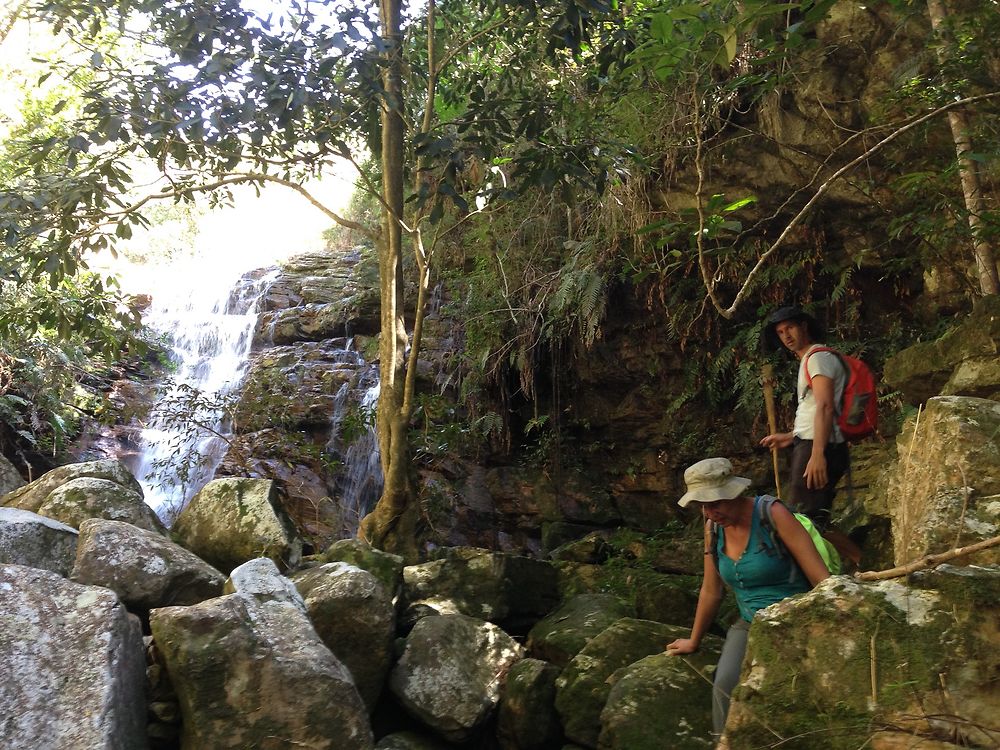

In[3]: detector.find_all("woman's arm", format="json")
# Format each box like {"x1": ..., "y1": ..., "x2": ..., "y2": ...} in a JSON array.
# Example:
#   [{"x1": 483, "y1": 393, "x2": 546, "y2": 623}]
[
  {"x1": 666, "y1": 521, "x2": 725, "y2": 655},
  {"x1": 770, "y1": 502, "x2": 831, "y2": 587}
]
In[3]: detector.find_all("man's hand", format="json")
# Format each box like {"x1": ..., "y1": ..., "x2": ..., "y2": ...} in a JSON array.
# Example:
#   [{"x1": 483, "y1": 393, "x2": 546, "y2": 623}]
[
  {"x1": 760, "y1": 432, "x2": 793, "y2": 450},
  {"x1": 665, "y1": 638, "x2": 698, "y2": 655},
  {"x1": 804, "y1": 452, "x2": 828, "y2": 489}
]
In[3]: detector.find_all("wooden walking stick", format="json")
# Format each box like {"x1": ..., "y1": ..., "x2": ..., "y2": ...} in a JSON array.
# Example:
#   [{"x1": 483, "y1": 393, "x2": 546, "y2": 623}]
[{"x1": 762, "y1": 363, "x2": 782, "y2": 498}]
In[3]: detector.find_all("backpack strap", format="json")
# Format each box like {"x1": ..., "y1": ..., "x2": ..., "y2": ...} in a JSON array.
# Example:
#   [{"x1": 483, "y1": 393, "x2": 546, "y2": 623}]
[
  {"x1": 756, "y1": 494, "x2": 801, "y2": 584},
  {"x1": 802, "y1": 346, "x2": 848, "y2": 416}
]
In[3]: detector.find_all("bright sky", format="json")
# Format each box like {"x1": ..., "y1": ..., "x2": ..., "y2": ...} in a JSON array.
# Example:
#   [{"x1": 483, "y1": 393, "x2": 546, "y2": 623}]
[{"x1": 0, "y1": 1, "x2": 363, "y2": 295}]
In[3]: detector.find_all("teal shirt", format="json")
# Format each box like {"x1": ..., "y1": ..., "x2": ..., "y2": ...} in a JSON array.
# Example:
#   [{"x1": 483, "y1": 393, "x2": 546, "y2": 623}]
[{"x1": 717, "y1": 497, "x2": 810, "y2": 622}]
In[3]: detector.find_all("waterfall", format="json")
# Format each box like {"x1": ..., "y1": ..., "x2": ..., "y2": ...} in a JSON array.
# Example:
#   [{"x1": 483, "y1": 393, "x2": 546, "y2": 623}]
[
  {"x1": 326, "y1": 358, "x2": 383, "y2": 536},
  {"x1": 128, "y1": 266, "x2": 278, "y2": 522}
]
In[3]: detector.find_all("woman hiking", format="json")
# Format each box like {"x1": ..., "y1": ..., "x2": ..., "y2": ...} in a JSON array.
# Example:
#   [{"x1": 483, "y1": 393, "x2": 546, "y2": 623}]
[{"x1": 665, "y1": 457, "x2": 831, "y2": 739}]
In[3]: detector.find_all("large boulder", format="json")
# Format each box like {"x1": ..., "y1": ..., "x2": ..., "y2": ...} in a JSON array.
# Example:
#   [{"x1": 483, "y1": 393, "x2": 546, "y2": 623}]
[
  {"x1": 0, "y1": 564, "x2": 147, "y2": 749},
  {"x1": 884, "y1": 396, "x2": 1000, "y2": 566},
  {"x1": 725, "y1": 569, "x2": 1000, "y2": 749},
  {"x1": 150, "y1": 557, "x2": 373, "y2": 749},
  {"x1": 554, "y1": 618, "x2": 712, "y2": 749},
  {"x1": 526, "y1": 593, "x2": 634, "y2": 668},
  {"x1": 401, "y1": 547, "x2": 560, "y2": 632},
  {"x1": 497, "y1": 657, "x2": 564, "y2": 750},
  {"x1": 313, "y1": 537, "x2": 405, "y2": 598},
  {"x1": 292, "y1": 562, "x2": 396, "y2": 711},
  {"x1": 171, "y1": 477, "x2": 302, "y2": 574},
  {"x1": 0, "y1": 507, "x2": 79, "y2": 576},
  {"x1": 71, "y1": 518, "x2": 226, "y2": 612},
  {"x1": 1, "y1": 459, "x2": 164, "y2": 534},
  {"x1": 598, "y1": 649, "x2": 719, "y2": 749},
  {"x1": 389, "y1": 613, "x2": 524, "y2": 743},
  {"x1": 1, "y1": 458, "x2": 142, "y2": 509},
  {"x1": 884, "y1": 295, "x2": 1000, "y2": 404}
]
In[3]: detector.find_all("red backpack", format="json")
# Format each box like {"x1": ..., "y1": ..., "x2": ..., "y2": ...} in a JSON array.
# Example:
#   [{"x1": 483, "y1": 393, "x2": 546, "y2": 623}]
[{"x1": 804, "y1": 347, "x2": 878, "y2": 441}]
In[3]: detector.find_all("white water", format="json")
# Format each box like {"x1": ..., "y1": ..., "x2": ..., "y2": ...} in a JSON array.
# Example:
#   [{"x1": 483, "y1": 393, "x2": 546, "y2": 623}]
[
  {"x1": 329, "y1": 378, "x2": 383, "y2": 533},
  {"x1": 128, "y1": 265, "x2": 278, "y2": 521}
]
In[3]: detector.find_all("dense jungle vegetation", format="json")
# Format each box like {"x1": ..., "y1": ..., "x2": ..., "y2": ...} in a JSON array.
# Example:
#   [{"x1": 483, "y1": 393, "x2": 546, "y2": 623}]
[{"x1": 0, "y1": 0, "x2": 997, "y2": 549}]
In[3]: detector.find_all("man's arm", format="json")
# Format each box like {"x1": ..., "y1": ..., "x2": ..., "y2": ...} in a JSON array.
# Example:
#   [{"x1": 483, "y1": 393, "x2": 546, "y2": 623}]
[{"x1": 805, "y1": 373, "x2": 835, "y2": 489}]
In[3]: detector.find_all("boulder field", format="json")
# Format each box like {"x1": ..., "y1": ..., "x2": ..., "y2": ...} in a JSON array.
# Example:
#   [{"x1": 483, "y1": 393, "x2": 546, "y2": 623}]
[{"x1": 2, "y1": 452, "x2": 998, "y2": 749}]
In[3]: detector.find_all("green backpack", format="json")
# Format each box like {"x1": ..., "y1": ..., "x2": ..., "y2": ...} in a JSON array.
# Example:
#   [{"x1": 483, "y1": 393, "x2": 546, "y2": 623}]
[
  {"x1": 757, "y1": 495, "x2": 842, "y2": 575},
  {"x1": 709, "y1": 495, "x2": 842, "y2": 576}
]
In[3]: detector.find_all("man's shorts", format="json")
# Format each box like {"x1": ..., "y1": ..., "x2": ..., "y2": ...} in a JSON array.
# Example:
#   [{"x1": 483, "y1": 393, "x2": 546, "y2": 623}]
[{"x1": 786, "y1": 437, "x2": 850, "y2": 528}]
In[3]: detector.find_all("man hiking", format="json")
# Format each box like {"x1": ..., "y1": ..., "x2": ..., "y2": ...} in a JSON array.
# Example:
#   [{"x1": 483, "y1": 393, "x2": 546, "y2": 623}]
[{"x1": 759, "y1": 305, "x2": 862, "y2": 566}]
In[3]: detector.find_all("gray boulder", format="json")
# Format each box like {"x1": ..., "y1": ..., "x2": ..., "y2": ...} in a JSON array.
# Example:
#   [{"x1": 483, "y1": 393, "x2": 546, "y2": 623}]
[
  {"x1": 71, "y1": 518, "x2": 226, "y2": 611},
  {"x1": 292, "y1": 561, "x2": 396, "y2": 711},
  {"x1": 172, "y1": 477, "x2": 302, "y2": 574},
  {"x1": 389, "y1": 613, "x2": 525, "y2": 743},
  {"x1": 402, "y1": 547, "x2": 560, "y2": 631},
  {"x1": 150, "y1": 557, "x2": 372, "y2": 749},
  {"x1": 0, "y1": 564, "x2": 147, "y2": 749},
  {"x1": 0, "y1": 507, "x2": 79, "y2": 576},
  {"x1": 1, "y1": 459, "x2": 163, "y2": 534}
]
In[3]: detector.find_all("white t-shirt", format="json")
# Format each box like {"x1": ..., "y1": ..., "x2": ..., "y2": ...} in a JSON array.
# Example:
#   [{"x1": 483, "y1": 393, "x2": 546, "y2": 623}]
[{"x1": 793, "y1": 345, "x2": 846, "y2": 443}]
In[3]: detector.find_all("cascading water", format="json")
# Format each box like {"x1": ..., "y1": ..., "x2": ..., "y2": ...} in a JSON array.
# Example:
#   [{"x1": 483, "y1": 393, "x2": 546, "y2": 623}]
[{"x1": 128, "y1": 265, "x2": 279, "y2": 522}]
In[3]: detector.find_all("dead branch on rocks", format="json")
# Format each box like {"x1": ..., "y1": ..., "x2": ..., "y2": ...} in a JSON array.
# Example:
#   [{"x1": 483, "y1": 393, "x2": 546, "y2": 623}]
[{"x1": 855, "y1": 535, "x2": 1000, "y2": 581}]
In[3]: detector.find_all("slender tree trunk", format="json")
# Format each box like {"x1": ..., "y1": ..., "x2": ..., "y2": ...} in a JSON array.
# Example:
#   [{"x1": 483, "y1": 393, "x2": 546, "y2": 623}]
[
  {"x1": 360, "y1": 0, "x2": 414, "y2": 551},
  {"x1": 926, "y1": 0, "x2": 1000, "y2": 295}
]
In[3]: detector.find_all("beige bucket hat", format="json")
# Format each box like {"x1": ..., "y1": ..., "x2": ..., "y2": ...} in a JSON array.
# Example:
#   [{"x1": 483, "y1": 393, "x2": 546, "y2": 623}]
[{"x1": 678, "y1": 458, "x2": 751, "y2": 507}]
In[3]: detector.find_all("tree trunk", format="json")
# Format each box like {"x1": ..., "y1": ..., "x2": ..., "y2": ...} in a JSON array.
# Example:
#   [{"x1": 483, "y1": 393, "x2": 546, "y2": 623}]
[
  {"x1": 926, "y1": 0, "x2": 1000, "y2": 295},
  {"x1": 359, "y1": 0, "x2": 414, "y2": 552}
]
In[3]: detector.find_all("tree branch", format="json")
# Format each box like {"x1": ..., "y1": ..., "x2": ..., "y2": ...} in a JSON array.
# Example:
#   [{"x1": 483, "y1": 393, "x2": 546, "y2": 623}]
[
  {"x1": 855, "y1": 535, "x2": 1000, "y2": 581},
  {"x1": 701, "y1": 91, "x2": 1000, "y2": 319},
  {"x1": 102, "y1": 172, "x2": 377, "y2": 239}
]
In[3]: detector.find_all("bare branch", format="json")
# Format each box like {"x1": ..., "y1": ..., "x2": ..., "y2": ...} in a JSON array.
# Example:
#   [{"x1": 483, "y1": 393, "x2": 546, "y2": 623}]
[
  {"x1": 700, "y1": 91, "x2": 1000, "y2": 319},
  {"x1": 855, "y1": 535, "x2": 1000, "y2": 581}
]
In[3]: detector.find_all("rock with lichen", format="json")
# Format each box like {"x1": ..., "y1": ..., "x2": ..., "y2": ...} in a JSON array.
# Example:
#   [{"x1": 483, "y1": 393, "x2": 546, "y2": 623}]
[{"x1": 725, "y1": 568, "x2": 1000, "y2": 749}]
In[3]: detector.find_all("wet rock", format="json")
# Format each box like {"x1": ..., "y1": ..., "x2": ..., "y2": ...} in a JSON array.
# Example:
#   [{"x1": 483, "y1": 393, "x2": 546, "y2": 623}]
[
  {"x1": 402, "y1": 547, "x2": 560, "y2": 633},
  {"x1": 389, "y1": 613, "x2": 524, "y2": 743},
  {"x1": 0, "y1": 564, "x2": 147, "y2": 749},
  {"x1": 150, "y1": 557, "x2": 373, "y2": 749},
  {"x1": 527, "y1": 593, "x2": 635, "y2": 668},
  {"x1": 71, "y1": 518, "x2": 226, "y2": 611},
  {"x1": 725, "y1": 569, "x2": 1000, "y2": 749},
  {"x1": 292, "y1": 562, "x2": 396, "y2": 711},
  {"x1": 554, "y1": 618, "x2": 698, "y2": 748},
  {"x1": 172, "y1": 477, "x2": 302, "y2": 574},
  {"x1": 885, "y1": 396, "x2": 1000, "y2": 566},
  {"x1": 0, "y1": 507, "x2": 79, "y2": 576},
  {"x1": 497, "y1": 657, "x2": 563, "y2": 750}
]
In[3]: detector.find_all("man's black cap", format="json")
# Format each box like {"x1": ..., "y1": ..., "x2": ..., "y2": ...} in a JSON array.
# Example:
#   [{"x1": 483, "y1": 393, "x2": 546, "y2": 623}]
[{"x1": 761, "y1": 305, "x2": 825, "y2": 352}]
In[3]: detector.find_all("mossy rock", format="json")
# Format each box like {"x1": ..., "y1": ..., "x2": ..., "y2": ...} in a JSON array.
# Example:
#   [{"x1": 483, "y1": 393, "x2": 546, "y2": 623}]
[
  {"x1": 726, "y1": 570, "x2": 1000, "y2": 749},
  {"x1": 527, "y1": 593, "x2": 635, "y2": 667}
]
